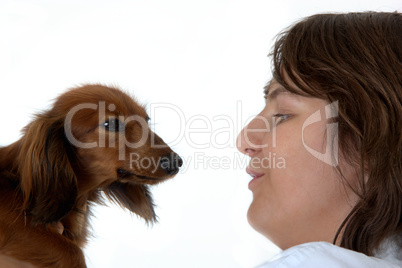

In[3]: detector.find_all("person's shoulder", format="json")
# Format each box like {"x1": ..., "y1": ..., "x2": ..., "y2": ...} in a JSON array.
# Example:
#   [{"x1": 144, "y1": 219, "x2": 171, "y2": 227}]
[{"x1": 256, "y1": 242, "x2": 400, "y2": 268}]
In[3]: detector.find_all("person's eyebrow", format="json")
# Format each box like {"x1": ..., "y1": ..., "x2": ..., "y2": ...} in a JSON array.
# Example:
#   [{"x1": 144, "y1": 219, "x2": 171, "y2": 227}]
[
  {"x1": 263, "y1": 83, "x2": 290, "y2": 100},
  {"x1": 263, "y1": 81, "x2": 272, "y2": 96}
]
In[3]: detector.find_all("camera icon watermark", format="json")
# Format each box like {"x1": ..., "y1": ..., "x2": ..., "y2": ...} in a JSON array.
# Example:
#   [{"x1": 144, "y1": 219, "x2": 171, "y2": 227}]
[{"x1": 302, "y1": 101, "x2": 338, "y2": 167}]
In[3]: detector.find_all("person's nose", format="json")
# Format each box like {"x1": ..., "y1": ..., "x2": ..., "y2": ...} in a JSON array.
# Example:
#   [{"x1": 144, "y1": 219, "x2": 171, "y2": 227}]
[{"x1": 236, "y1": 114, "x2": 269, "y2": 157}]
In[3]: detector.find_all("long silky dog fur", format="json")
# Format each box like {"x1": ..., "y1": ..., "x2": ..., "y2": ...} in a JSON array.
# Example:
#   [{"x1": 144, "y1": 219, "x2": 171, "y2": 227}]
[{"x1": 0, "y1": 85, "x2": 181, "y2": 267}]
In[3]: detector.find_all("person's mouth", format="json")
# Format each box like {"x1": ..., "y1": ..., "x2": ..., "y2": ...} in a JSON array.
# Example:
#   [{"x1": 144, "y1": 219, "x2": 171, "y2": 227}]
[{"x1": 246, "y1": 166, "x2": 264, "y2": 190}]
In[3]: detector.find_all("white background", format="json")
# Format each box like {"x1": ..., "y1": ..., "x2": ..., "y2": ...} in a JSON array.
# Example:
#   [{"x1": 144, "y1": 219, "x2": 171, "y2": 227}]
[{"x1": 0, "y1": 1, "x2": 400, "y2": 267}]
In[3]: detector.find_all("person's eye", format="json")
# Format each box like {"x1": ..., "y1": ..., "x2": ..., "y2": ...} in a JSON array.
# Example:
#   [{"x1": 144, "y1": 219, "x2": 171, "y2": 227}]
[
  {"x1": 272, "y1": 113, "x2": 292, "y2": 125},
  {"x1": 103, "y1": 118, "x2": 124, "y2": 132}
]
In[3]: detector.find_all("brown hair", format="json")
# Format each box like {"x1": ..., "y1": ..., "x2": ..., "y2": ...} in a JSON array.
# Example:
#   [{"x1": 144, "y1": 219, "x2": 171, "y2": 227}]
[{"x1": 270, "y1": 12, "x2": 401, "y2": 255}]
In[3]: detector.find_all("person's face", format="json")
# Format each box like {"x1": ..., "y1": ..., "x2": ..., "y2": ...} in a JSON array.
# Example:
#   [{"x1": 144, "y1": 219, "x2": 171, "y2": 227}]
[{"x1": 236, "y1": 78, "x2": 359, "y2": 249}]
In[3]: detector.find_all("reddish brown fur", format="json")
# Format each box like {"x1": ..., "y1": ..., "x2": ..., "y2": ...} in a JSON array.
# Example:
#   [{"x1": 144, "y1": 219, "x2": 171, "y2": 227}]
[{"x1": 0, "y1": 84, "x2": 181, "y2": 267}]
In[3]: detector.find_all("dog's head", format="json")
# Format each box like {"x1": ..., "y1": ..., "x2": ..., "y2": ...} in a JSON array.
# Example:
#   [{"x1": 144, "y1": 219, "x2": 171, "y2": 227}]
[{"x1": 18, "y1": 84, "x2": 182, "y2": 224}]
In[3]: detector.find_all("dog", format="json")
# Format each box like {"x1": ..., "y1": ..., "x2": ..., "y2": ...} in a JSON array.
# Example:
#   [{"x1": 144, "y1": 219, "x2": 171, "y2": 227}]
[{"x1": 0, "y1": 84, "x2": 182, "y2": 267}]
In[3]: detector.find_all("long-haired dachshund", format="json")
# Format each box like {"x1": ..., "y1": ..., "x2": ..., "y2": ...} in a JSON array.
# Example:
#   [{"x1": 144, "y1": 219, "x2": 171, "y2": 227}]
[{"x1": 0, "y1": 84, "x2": 182, "y2": 267}]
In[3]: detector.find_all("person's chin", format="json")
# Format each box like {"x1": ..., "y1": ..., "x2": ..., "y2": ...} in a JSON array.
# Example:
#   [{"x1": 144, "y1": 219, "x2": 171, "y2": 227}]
[{"x1": 247, "y1": 200, "x2": 263, "y2": 231}]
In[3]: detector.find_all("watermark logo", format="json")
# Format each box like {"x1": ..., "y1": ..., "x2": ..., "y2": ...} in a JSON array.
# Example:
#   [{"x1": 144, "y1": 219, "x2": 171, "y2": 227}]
[
  {"x1": 128, "y1": 152, "x2": 286, "y2": 174},
  {"x1": 301, "y1": 101, "x2": 338, "y2": 167},
  {"x1": 62, "y1": 100, "x2": 338, "y2": 170}
]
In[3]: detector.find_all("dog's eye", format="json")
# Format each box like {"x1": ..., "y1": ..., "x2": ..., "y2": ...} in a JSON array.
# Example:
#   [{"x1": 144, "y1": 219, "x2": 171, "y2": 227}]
[
  {"x1": 145, "y1": 116, "x2": 150, "y2": 124},
  {"x1": 103, "y1": 118, "x2": 124, "y2": 132}
]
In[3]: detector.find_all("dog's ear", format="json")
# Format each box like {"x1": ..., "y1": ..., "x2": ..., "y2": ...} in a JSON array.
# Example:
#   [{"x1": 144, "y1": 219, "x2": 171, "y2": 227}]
[
  {"x1": 104, "y1": 182, "x2": 157, "y2": 223},
  {"x1": 18, "y1": 115, "x2": 77, "y2": 224}
]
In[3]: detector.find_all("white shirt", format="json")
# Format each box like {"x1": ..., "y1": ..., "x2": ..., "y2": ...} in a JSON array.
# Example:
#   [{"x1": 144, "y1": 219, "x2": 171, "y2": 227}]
[{"x1": 256, "y1": 240, "x2": 402, "y2": 268}]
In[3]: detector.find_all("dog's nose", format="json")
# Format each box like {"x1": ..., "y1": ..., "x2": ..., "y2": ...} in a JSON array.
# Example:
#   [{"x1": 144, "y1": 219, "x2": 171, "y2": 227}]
[{"x1": 160, "y1": 153, "x2": 183, "y2": 175}]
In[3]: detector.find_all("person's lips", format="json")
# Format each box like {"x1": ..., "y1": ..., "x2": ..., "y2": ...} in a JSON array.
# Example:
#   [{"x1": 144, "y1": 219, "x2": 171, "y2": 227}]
[{"x1": 246, "y1": 166, "x2": 264, "y2": 190}]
